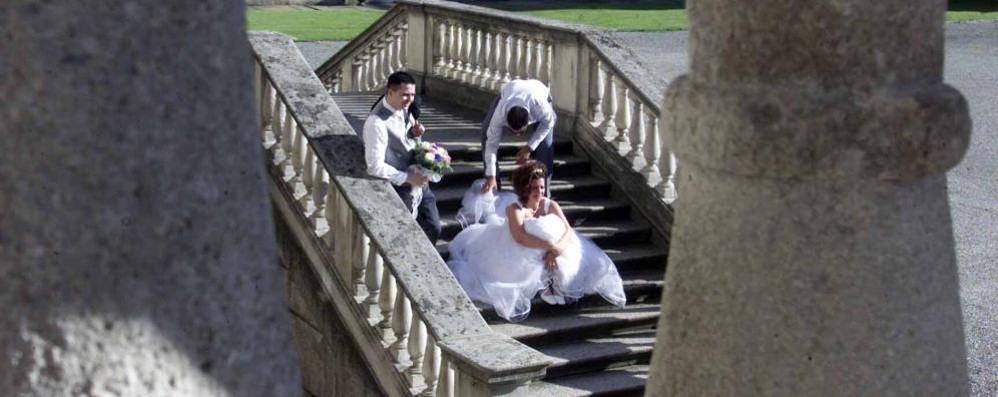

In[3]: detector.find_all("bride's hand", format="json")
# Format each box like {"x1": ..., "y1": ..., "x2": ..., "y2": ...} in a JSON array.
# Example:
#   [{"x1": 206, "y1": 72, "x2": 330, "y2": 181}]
[
  {"x1": 547, "y1": 242, "x2": 564, "y2": 256},
  {"x1": 544, "y1": 251, "x2": 559, "y2": 271}
]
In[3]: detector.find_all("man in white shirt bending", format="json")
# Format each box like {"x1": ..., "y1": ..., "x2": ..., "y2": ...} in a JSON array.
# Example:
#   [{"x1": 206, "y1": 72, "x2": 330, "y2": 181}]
[
  {"x1": 362, "y1": 71, "x2": 441, "y2": 243},
  {"x1": 480, "y1": 79, "x2": 556, "y2": 194}
]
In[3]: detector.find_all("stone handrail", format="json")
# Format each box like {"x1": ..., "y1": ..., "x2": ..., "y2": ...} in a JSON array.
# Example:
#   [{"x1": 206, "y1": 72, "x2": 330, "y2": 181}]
[
  {"x1": 316, "y1": 0, "x2": 678, "y2": 209},
  {"x1": 251, "y1": 32, "x2": 550, "y2": 396}
]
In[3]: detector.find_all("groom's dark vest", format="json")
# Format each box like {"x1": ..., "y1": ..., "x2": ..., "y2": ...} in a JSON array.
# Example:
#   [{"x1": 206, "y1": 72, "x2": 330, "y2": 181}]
[{"x1": 372, "y1": 101, "x2": 415, "y2": 172}]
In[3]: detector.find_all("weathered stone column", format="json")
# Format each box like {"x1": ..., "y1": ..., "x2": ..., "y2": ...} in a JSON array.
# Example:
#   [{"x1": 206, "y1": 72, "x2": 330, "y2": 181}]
[
  {"x1": 648, "y1": 0, "x2": 971, "y2": 395},
  {"x1": 0, "y1": 1, "x2": 300, "y2": 395}
]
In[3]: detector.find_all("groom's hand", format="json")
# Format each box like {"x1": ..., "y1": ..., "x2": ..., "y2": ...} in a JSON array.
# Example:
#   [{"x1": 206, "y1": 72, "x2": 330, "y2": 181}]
[
  {"x1": 480, "y1": 176, "x2": 497, "y2": 193},
  {"x1": 410, "y1": 120, "x2": 425, "y2": 138},
  {"x1": 406, "y1": 172, "x2": 429, "y2": 187},
  {"x1": 515, "y1": 146, "x2": 532, "y2": 164}
]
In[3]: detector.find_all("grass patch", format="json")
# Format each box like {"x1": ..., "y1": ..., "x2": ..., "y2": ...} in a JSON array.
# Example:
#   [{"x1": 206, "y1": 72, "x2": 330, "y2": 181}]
[
  {"x1": 247, "y1": 2, "x2": 997, "y2": 41},
  {"x1": 946, "y1": 0, "x2": 998, "y2": 21},
  {"x1": 491, "y1": 3, "x2": 688, "y2": 31},
  {"x1": 246, "y1": 7, "x2": 384, "y2": 41}
]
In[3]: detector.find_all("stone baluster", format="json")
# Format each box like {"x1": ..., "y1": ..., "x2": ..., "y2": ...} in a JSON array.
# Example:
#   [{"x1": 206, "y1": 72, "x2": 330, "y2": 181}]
[
  {"x1": 532, "y1": 41, "x2": 544, "y2": 82},
  {"x1": 501, "y1": 32, "x2": 512, "y2": 83},
  {"x1": 468, "y1": 28, "x2": 481, "y2": 84},
  {"x1": 394, "y1": 29, "x2": 405, "y2": 71},
  {"x1": 360, "y1": 53, "x2": 372, "y2": 91},
  {"x1": 331, "y1": 70, "x2": 342, "y2": 93},
  {"x1": 444, "y1": 22, "x2": 455, "y2": 77},
  {"x1": 590, "y1": 58, "x2": 605, "y2": 124},
  {"x1": 421, "y1": 335, "x2": 441, "y2": 396},
  {"x1": 655, "y1": 141, "x2": 678, "y2": 204},
  {"x1": 261, "y1": 83, "x2": 278, "y2": 150},
  {"x1": 600, "y1": 72, "x2": 617, "y2": 140},
  {"x1": 369, "y1": 48, "x2": 381, "y2": 89},
  {"x1": 299, "y1": 147, "x2": 316, "y2": 216},
  {"x1": 612, "y1": 88, "x2": 632, "y2": 153},
  {"x1": 311, "y1": 164, "x2": 330, "y2": 236},
  {"x1": 437, "y1": 355, "x2": 454, "y2": 397},
  {"x1": 390, "y1": 286, "x2": 411, "y2": 362},
  {"x1": 290, "y1": 126, "x2": 308, "y2": 198},
  {"x1": 640, "y1": 114, "x2": 662, "y2": 184},
  {"x1": 473, "y1": 29, "x2": 485, "y2": 86},
  {"x1": 335, "y1": 200, "x2": 355, "y2": 285},
  {"x1": 268, "y1": 100, "x2": 286, "y2": 165},
  {"x1": 254, "y1": 69, "x2": 274, "y2": 142},
  {"x1": 382, "y1": 35, "x2": 393, "y2": 80},
  {"x1": 625, "y1": 99, "x2": 647, "y2": 170},
  {"x1": 358, "y1": 53, "x2": 369, "y2": 91},
  {"x1": 479, "y1": 30, "x2": 492, "y2": 89},
  {"x1": 524, "y1": 39, "x2": 535, "y2": 80},
  {"x1": 322, "y1": 186, "x2": 338, "y2": 246},
  {"x1": 377, "y1": 271, "x2": 396, "y2": 341},
  {"x1": 351, "y1": 224, "x2": 368, "y2": 298},
  {"x1": 280, "y1": 108, "x2": 297, "y2": 180},
  {"x1": 434, "y1": 21, "x2": 446, "y2": 75},
  {"x1": 362, "y1": 240, "x2": 383, "y2": 319},
  {"x1": 510, "y1": 36, "x2": 527, "y2": 79},
  {"x1": 463, "y1": 26, "x2": 475, "y2": 80},
  {"x1": 351, "y1": 58, "x2": 363, "y2": 91},
  {"x1": 451, "y1": 24, "x2": 464, "y2": 80},
  {"x1": 406, "y1": 312, "x2": 427, "y2": 386},
  {"x1": 544, "y1": 42, "x2": 553, "y2": 84}
]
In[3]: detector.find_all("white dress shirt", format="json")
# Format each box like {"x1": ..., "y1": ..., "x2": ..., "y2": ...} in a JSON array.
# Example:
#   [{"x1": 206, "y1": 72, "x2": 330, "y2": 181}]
[
  {"x1": 483, "y1": 79, "x2": 556, "y2": 177},
  {"x1": 363, "y1": 99, "x2": 415, "y2": 186}
]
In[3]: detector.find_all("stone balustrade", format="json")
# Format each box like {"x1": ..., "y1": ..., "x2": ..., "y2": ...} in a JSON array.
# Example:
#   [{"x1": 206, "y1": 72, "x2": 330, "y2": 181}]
[
  {"x1": 252, "y1": 32, "x2": 550, "y2": 396},
  {"x1": 317, "y1": 0, "x2": 680, "y2": 208}
]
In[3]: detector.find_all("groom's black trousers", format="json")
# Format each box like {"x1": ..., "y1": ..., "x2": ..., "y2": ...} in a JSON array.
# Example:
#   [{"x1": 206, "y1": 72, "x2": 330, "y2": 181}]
[{"x1": 393, "y1": 184, "x2": 442, "y2": 244}]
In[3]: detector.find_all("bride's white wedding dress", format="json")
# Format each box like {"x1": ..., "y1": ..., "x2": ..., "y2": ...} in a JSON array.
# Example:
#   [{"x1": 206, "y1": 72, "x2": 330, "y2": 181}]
[{"x1": 447, "y1": 180, "x2": 626, "y2": 322}]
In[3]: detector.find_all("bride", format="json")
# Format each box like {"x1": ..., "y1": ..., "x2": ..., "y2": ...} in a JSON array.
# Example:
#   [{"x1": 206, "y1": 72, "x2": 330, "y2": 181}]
[{"x1": 447, "y1": 161, "x2": 626, "y2": 322}]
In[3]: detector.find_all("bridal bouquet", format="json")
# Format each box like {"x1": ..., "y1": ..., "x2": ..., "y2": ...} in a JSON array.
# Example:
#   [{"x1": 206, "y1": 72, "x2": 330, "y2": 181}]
[{"x1": 410, "y1": 141, "x2": 453, "y2": 183}]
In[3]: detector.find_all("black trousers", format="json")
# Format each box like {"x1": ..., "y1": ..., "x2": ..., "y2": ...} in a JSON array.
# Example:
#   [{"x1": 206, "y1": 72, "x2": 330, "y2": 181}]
[
  {"x1": 393, "y1": 184, "x2": 442, "y2": 244},
  {"x1": 480, "y1": 97, "x2": 554, "y2": 194}
]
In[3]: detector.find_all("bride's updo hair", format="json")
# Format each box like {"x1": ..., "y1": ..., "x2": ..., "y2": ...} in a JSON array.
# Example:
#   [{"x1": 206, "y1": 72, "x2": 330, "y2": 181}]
[{"x1": 511, "y1": 161, "x2": 548, "y2": 202}]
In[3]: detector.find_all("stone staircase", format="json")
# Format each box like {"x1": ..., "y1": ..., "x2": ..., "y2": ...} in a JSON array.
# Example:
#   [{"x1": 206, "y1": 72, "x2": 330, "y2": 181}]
[{"x1": 333, "y1": 92, "x2": 669, "y2": 396}]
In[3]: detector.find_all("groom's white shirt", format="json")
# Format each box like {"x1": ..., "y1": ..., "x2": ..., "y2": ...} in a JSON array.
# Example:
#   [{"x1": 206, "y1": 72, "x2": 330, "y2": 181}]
[
  {"x1": 363, "y1": 98, "x2": 415, "y2": 186},
  {"x1": 483, "y1": 79, "x2": 556, "y2": 177}
]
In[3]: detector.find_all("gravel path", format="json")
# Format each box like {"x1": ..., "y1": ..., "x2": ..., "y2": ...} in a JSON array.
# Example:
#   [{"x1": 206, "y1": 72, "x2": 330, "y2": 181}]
[{"x1": 297, "y1": 20, "x2": 998, "y2": 395}]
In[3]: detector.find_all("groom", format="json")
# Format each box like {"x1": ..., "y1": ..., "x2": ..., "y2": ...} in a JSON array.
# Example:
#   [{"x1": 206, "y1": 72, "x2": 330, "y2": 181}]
[
  {"x1": 362, "y1": 71, "x2": 442, "y2": 244},
  {"x1": 480, "y1": 79, "x2": 556, "y2": 195}
]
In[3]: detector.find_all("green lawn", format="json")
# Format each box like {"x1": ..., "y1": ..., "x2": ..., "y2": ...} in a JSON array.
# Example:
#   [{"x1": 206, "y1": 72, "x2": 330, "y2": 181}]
[
  {"x1": 947, "y1": 0, "x2": 998, "y2": 21},
  {"x1": 493, "y1": 3, "x2": 688, "y2": 32},
  {"x1": 247, "y1": 2, "x2": 998, "y2": 41},
  {"x1": 246, "y1": 7, "x2": 385, "y2": 41}
]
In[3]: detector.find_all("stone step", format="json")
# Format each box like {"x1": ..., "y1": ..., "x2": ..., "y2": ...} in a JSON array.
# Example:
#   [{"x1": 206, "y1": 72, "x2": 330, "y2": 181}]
[
  {"x1": 433, "y1": 175, "x2": 612, "y2": 213},
  {"x1": 440, "y1": 155, "x2": 591, "y2": 188},
  {"x1": 525, "y1": 364, "x2": 649, "y2": 397},
  {"x1": 436, "y1": 241, "x2": 667, "y2": 274},
  {"x1": 439, "y1": 139, "x2": 575, "y2": 162},
  {"x1": 439, "y1": 197, "x2": 632, "y2": 237},
  {"x1": 476, "y1": 268, "x2": 665, "y2": 321},
  {"x1": 438, "y1": 215, "x2": 651, "y2": 245},
  {"x1": 488, "y1": 303, "x2": 661, "y2": 346},
  {"x1": 536, "y1": 329, "x2": 656, "y2": 379}
]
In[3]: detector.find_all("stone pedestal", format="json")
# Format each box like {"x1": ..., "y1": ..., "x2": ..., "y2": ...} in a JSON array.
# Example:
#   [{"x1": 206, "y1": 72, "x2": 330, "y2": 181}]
[
  {"x1": 648, "y1": 0, "x2": 971, "y2": 395},
  {"x1": 0, "y1": 1, "x2": 300, "y2": 395}
]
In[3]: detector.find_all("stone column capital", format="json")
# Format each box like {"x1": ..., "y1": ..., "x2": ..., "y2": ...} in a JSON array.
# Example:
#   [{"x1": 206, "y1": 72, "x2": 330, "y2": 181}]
[{"x1": 663, "y1": 75, "x2": 970, "y2": 180}]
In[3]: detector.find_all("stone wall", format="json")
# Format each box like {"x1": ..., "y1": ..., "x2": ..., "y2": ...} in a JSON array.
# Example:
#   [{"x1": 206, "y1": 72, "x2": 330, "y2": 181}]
[{"x1": 274, "y1": 210, "x2": 383, "y2": 397}]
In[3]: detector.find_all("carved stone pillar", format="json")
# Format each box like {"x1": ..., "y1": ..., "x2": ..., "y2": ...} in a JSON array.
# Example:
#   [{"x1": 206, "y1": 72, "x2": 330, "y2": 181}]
[
  {"x1": 0, "y1": 1, "x2": 301, "y2": 394},
  {"x1": 648, "y1": 0, "x2": 971, "y2": 395}
]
